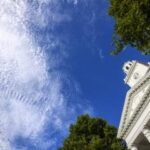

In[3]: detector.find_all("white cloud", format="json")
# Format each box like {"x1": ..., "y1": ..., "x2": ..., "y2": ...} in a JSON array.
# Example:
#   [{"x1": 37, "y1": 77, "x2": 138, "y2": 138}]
[
  {"x1": 0, "y1": 1, "x2": 48, "y2": 149},
  {"x1": 0, "y1": 0, "x2": 92, "y2": 150}
]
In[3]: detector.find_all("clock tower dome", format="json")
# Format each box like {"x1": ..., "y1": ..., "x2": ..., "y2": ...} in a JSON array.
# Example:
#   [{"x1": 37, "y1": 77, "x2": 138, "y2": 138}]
[{"x1": 123, "y1": 61, "x2": 150, "y2": 87}]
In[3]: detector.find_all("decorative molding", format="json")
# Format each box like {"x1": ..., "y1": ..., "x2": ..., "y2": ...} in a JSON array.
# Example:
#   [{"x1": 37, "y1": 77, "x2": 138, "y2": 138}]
[{"x1": 123, "y1": 87, "x2": 150, "y2": 138}]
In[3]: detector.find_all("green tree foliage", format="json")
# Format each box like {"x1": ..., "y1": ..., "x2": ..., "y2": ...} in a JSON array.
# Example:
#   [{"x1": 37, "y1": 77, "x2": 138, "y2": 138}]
[
  {"x1": 109, "y1": 0, "x2": 150, "y2": 55},
  {"x1": 59, "y1": 114, "x2": 127, "y2": 150}
]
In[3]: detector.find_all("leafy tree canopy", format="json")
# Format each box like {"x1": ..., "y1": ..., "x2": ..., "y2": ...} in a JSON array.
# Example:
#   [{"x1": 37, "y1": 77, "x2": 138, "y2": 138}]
[
  {"x1": 59, "y1": 114, "x2": 127, "y2": 150},
  {"x1": 109, "y1": 0, "x2": 150, "y2": 55}
]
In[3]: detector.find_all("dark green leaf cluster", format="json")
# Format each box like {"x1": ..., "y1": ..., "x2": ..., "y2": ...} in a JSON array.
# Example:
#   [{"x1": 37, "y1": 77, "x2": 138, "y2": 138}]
[
  {"x1": 59, "y1": 114, "x2": 127, "y2": 150},
  {"x1": 109, "y1": 0, "x2": 150, "y2": 54}
]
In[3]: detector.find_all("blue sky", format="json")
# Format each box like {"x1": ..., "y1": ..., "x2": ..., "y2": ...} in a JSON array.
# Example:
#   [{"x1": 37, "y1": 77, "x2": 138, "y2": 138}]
[{"x1": 0, "y1": 0, "x2": 150, "y2": 150}]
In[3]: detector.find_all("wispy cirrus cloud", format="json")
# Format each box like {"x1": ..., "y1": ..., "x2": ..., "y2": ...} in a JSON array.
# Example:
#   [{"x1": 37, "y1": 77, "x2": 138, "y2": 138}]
[{"x1": 0, "y1": 0, "x2": 92, "y2": 150}]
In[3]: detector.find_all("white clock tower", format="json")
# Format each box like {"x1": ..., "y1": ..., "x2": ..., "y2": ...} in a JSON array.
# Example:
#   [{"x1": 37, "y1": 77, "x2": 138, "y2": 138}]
[
  {"x1": 123, "y1": 61, "x2": 150, "y2": 87},
  {"x1": 117, "y1": 60, "x2": 150, "y2": 150}
]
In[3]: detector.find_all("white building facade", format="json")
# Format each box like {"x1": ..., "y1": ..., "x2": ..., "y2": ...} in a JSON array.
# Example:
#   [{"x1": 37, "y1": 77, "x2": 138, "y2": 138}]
[{"x1": 117, "y1": 61, "x2": 150, "y2": 150}]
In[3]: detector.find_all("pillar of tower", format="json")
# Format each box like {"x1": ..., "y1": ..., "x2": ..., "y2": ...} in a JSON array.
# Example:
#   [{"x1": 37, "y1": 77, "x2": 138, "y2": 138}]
[
  {"x1": 131, "y1": 145, "x2": 138, "y2": 150},
  {"x1": 142, "y1": 128, "x2": 150, "y2": 143}
]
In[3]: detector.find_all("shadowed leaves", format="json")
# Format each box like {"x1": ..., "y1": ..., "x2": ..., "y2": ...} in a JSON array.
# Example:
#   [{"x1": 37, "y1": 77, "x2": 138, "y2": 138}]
[
  {"x1": 109, "y1": 0, "x2": 150, "y2": 55},
  {"x1": 59, "y1": 114, "x2": 127, "y2": 150}
]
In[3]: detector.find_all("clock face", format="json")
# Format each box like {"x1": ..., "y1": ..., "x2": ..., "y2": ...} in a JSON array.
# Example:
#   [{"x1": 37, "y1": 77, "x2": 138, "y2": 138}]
[{"x1": 133, "y1": 72, "x2": 139, "y2": 79}]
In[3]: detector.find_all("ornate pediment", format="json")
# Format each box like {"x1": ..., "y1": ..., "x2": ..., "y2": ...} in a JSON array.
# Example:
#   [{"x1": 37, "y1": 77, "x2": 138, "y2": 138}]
[
  {"x1": 128, "y1": 84, "x2": 150, "y2": 120},
  {"x1": 117, "y1": 72, "x2": 150, "y2": 139}
]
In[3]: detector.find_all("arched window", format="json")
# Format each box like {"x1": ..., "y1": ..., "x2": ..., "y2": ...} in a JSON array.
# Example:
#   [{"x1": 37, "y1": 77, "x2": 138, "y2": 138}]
[{"x1": 126, "y1": 66, "x2": 129, "y2": 70}]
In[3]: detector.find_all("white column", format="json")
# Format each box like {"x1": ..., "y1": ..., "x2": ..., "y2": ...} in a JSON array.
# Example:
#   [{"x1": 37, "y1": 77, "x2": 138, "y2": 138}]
[
  {"x1": 131, "y1": 145, "x2": 138, "y2": 150},
  {"x1": 142, "y1": 128, "x2": 150, "y2": 143}
]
